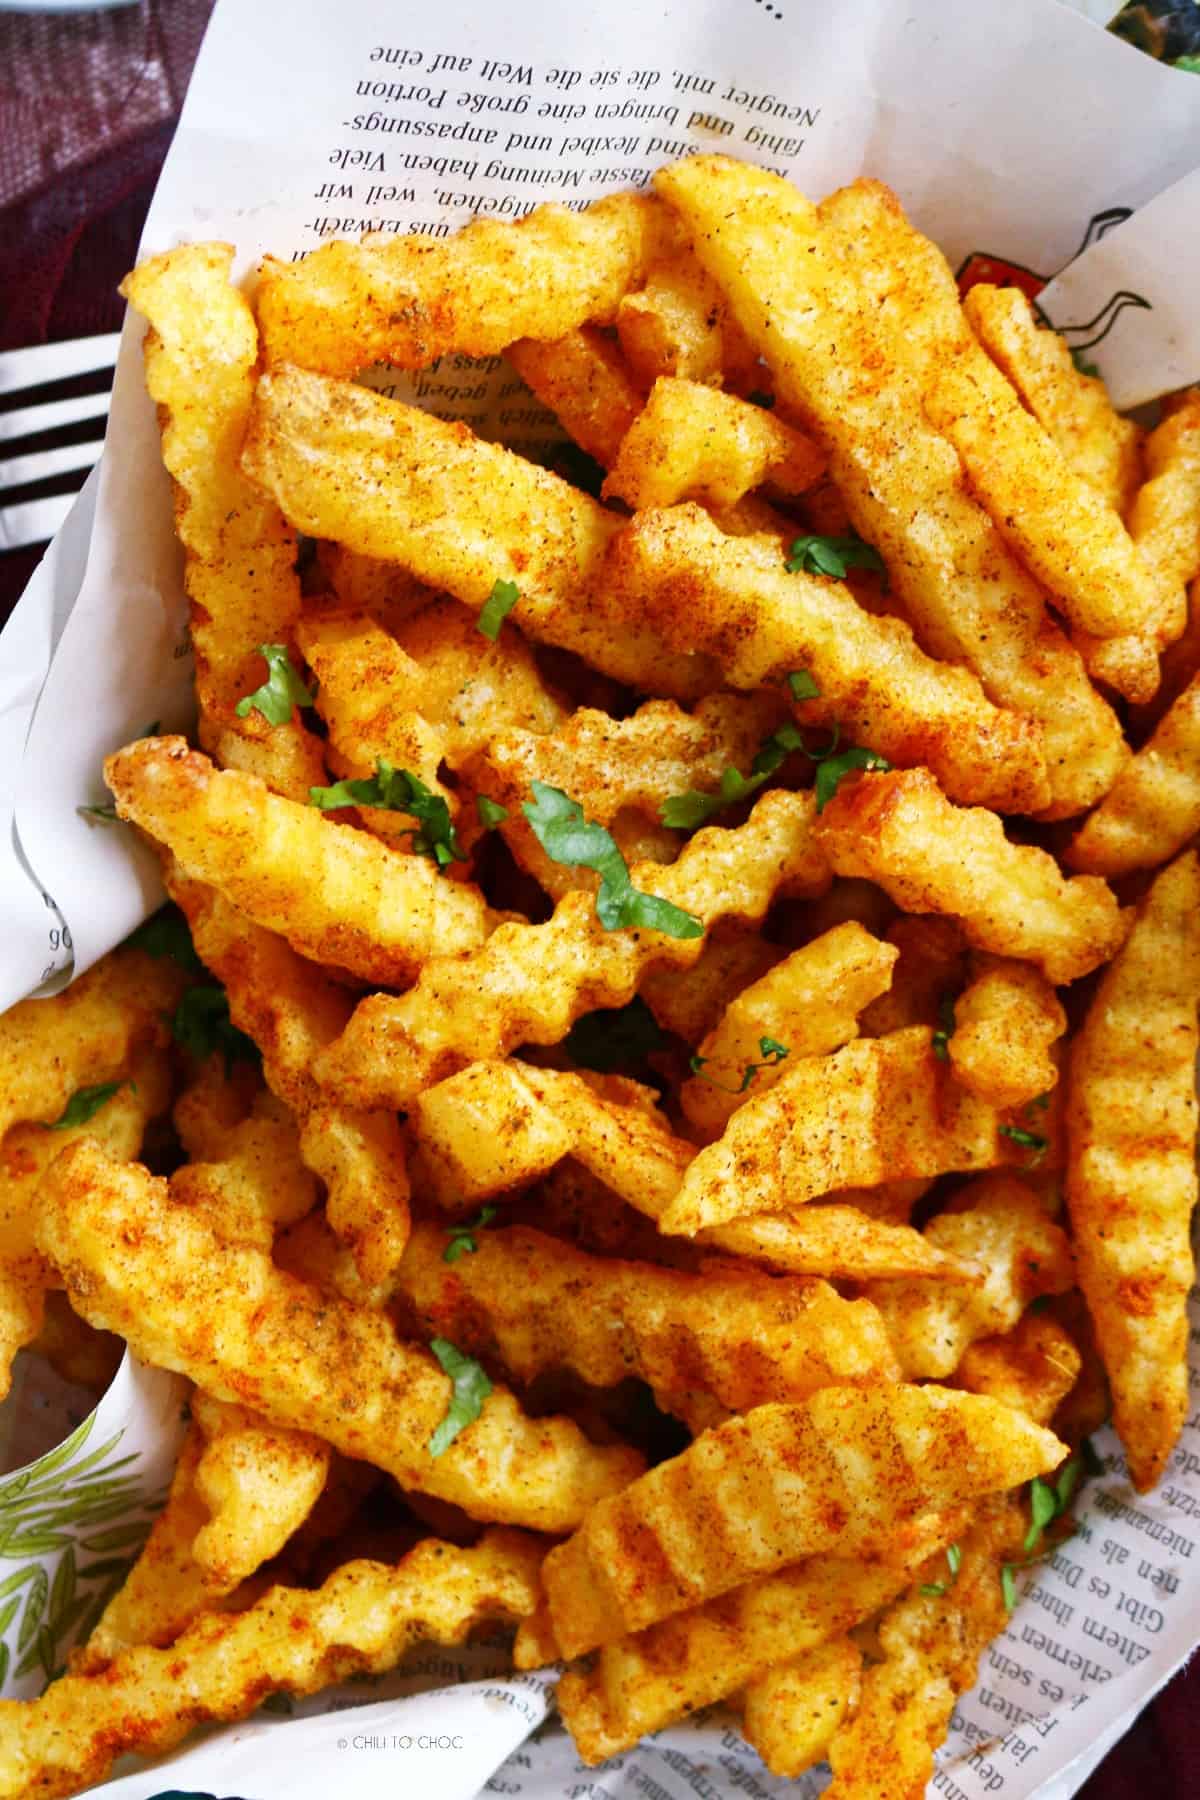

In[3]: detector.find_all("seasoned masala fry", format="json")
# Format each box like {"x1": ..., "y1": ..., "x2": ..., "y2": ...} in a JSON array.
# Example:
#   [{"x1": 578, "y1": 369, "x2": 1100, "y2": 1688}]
[
  {"x1": 505, "y1": 326, "x2": 645, "y2": 469},
  {"x1": 946, "y1": 955, "x2": 1067, "y2": 1108},
  {"x1": 603, "y1": 374, "x2": 825, "y2": 508},
  {"x1": 1066, "y1": 850, "x2": 1200, "y2": 1490}
]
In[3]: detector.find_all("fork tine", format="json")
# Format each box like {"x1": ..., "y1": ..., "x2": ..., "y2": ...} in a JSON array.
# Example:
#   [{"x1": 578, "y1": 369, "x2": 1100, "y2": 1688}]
[
  {"x1": 0, "y1": 440, "x2": 103, "y2": 493},
  {"x1": 0, "y1": 493, "x2": 77, "y2": 553},
  {"x1": 0, "y1": 392, "x2": 110, "y2": 442},
  {"x1": 0, "y1": 332, "x2": 121, "y2": 396}
]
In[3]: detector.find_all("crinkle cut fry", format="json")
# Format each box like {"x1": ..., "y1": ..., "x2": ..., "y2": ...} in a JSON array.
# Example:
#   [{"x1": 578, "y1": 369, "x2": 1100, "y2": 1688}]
[
  {"x1": 961, "y1": 282, "x2": 1142, "y2": 516},
  {"x1": 1067, "y1": 668, "x2": 1200, "y2": 877},
  {"x1": 866, "y1": 1175, "x2": 1076, "y2": 1380},
  {"x1": 661, "y1": 1025, "x2": 1032, "y2": 1237},
  {"x1": 823, "y1": 1497, "x2": 1023, "y2": 1800},
  {"x1": 107, "y1": 737, "x2": 494, "y2": 988},
  {"x1": 189, "y1": 1392, "x2": 330, "y2": 1588},
  {"x1": 1066, "y1": 850, "x2": 1200, "y2": 1491},
  {"x1": 0, "y1": 1531, "x2": 543, "y2": 1800},
  {"x1": 543, "y1": 1385, "x2": 1062, "y2": 1656},
  {"x1": 241, "y1": 365, "x2": 715, "y2": 699},
  {"x1": 817, "y1": 766, "x2": 1124, "y2": 984},
  {"x1": 608, "y1": 503, "x2": 1048, "y2": 814},
  {"x1": 35, "y1": 1140, "x2": 642, "y2": 1532},
  {"x1": 168, "y1": 1089, "x2": 320, "y2": 1252},
  {"x1": 121, "y1": 244, "x2": 324, "y2": 800},
  {"x1": 654, "y1": 155, "x2": 1124, "y2": 819},
  {"x1": 614, "y1": 248, "x2": 755, "y2": 388},
  {"x1": 739, "y1": 1636, "x2": 863, "y2": 1779},
  {"x1": 554, "y1": 1510, "x2": 964, "y2": 1764},
  {"x1": 947, "y1": 955, "x2": 1066, "y2": 1109},
  {"x1": 956, "y1": 1310, "x2": 1083, "y2": 1428},
  {"x1": 256, "y1": 189, "x2": 682, "y2": 374},
  {"x1": 505, "y1": 327, "x2": 645, "y2": 469},
  {"x1": 0, "y1": 945, "x2": 184, "y2": 1141},
  {"x1": 602, "y1": 375, "x2": 826, "y2": 509},
  {"x1": 394, "y1": 1220, "x2": 900, "y2": 1429},
  {"x1": 314, "y1": 787, "x2": 831, "y2": 1109}
]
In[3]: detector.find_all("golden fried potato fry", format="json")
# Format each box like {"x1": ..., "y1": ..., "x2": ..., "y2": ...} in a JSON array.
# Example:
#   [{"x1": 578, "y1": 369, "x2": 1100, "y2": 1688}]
[
  {"x1": 0, "y1": 946, "x2": 182, "y2": 1141},
  {"x1": 857, "y1": 916, "x2": 967, "y2": 1037},
  {"x1": 394, "y1": 1221, "x2": 899, "y2": 1430},
  {"x1": 464, "y1": 692, "x2": 783, "y2": 896},
  {"x1": 740, "y1": 1637, "x2": 863, "y2": 1779},
  {"x1": 655, "y1": 157, "x2": 1123, "y2": 818},
  {"x1": 316, "y1": 539, "x2": 438, "y2": 627},
  {"x1": 36, "y1": 1140, "x2": 641, "y2": 1531},
  {"x1": 640, "y1": 923, "x2": 782, "y2": 1044},
  {"x1": 603, "y1": 376, "x2": 824, "y2": 509},
  {"x1": 1067, "y1": 668, "x2": 1200, "y2": 877},
  {"x1": 615, "y1": 249, "x2": 755, "y2": 388},
  {"x1": 543, "y1": 1385, "x2": 1063, "y2": 1655},
  {"x1": 867, "y1": 1176, "x2": 1075, "y2": 1378},
  {"x1": 555, "y1": 1509, "x2": 962, "y2": 1763},
  {"x1": 963, "y1": 282, "x2": 1142, "y2": 515},
  {"x1": 242, "y1": 365, "x2": 714, "y2": 698},
  {"x1": 3, "y1": 1531, "x2": 543, "y2": 1800},
  {"x1": 1066, "y1": 849, "x2": 1200, "y2": 1490},
  {"x1": 505, "y1": 327, "x2": 644, "y2": 468},
  {"x1": 172, "y1": 1051, "x2": 261, "y2": 1161},
  {"x1": 823, "y1": 1498, "x2": 1022, "y2": 1800},
  {"x1": 108, "y1": 738, "x2": 494, "y2": 986},
  {"x1": 296, "y1": 1104, "x2": 411, "y2": 1294},
  {"x1": 0, "y1": 1045, "x2": 173, "y2": 1396},
  {"x1": 610, "y1": 504, "x2": 1047, "y2": 813},
  {"x1": 947, "y1": 956, "x2": 1067, "y2": 1108},
  {"x1": 661, "y1": 1026, "x2": 1025, "y2": 1235},
  {"x1": 189, "y1": 1392, "x2": 330, "y2": 1588},
  {"x1": 410, "y1": 1060, "x2": 575, "y2": 1207},
  {"x1": 924, "y1": 355, "x2": 1163, "y2": 643},
  {"x1": 120, "y1": 244, "x2": 325, "y2": 800},
  {"x1": 680, "y1": 922, "x2": 898, "y2": 1135},
  {"x1": 390, "y1": 591, "x2": 566, "y2": 750},
  {"x1": 257, "y1": 191, "x2": 680, "y2": 373},
  {"x1": 956, "y1": 1310, "x2": 1083, "y2": 1427},
  {"x1": 169, "y1": 1090, "x2": 318, "y2": 1251},
  {"x1": 818, "y1": 766, "x2": 1124, "y2": 983},
  {"x1": 315, "y1": 788, "x2": 830, "y2": 1108}
]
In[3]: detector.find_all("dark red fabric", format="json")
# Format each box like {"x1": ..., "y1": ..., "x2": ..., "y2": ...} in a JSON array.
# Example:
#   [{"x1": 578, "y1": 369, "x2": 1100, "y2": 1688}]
[{"x1": 0, "y1": 4, "x2": 1197, "y2": 1792}]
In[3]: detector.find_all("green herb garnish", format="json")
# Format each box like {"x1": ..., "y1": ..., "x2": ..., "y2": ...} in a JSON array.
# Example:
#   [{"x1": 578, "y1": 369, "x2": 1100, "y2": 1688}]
[
  {"x1": 310, "y1": 761, "x2": 464, "y2": 867},
  {"x1": 932, "y1": 993, "x2": 957, "y2": 1062},
  {"x1": 786, "y1": 531, "x2": 886, "y2": 582},
  {"x1": 171, "y1": 986, "x2": 259, "y2": 1070},
  {"x1": 814, "y1": 746, "x2": 892, "y2": 812},
  {"x1": 444, "y1": 1207, "x2": 498, "y2": 1264},
  {"x1": 125, "y1": 905, "x2": 204, "y2": 974},
  {"x1": 1023, "y1": 1455, "x2": 1085, "y2": 1555},
  {"x1": 477, "y1": 579, "x2": 520, "y2": 641},
  {"x1": 77, "y1": 803, "x2": 120, "y2": 824},
  {"x1": 787, "y1": 669, "x2": 821, "y2": 702},
  {"x1": 1001, "y1": 1564, "x2": 1018, "y2": 1612},
  {"x1": 564, "y1": 997, "x2": 668, "y2": 1072},
  {"x1": 524, "y1": 782, "x2": 702, "y2": 940},
  {"x1": 41, "y1": 1083, "x2": 122, "y2": 1131},
  {"x1": 659, "y1": 721, "x2": 825, "y2": 833},
  {"x1": 235, "y1": 645, "x2": 315, "y2": 725},
  {"x1": 476, "y1": 796, "x2": 509, "y2": 830},
  {"x1": 999, "y1": 1122, "x2": 1049, "y2": 1164},
  {"x1": 689, "y1": 1035, "x2": 790, "y2": 1095},
  {"x1": 428, "y1": 1338, "x2": 493, "y2": 1455}
]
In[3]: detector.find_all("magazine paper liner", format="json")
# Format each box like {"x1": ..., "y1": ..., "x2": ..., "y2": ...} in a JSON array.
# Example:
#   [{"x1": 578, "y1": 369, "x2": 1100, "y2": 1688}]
[{"x1": 0, "y1": 0, "x2": 1198, "y2": 1793}]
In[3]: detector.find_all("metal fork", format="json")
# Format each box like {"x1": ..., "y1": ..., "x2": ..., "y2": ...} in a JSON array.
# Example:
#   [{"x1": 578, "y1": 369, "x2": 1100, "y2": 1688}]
[{"x1": 0, "y1": 334, "x2": 118, "y2": 552}]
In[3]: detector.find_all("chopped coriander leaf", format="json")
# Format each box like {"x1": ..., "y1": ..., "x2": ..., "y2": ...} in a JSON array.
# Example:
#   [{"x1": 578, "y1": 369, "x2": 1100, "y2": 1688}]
[
  {"x1": 1001, "y1": 1564, "x2": 1018, "y2": 1612},
  {"x1": 999, "y1": 1122, "x2": 1049, "y2": 1162},
  {"x1": 1176, "y1": 54, "x2": 1200, "y2": 73},
  {"x1": 235, "y1": 645, "x2": 315, "y2": 725},
  {"x1": 814, "y1": 746, "x2": 892, "y2": 813},
  {"x1": 125, "y1": 905, "x2": 204, "y2": 974},
  {"x1": 946, "y1": 1543, "x2": 963, "y2": 1578},
  {"x1": 932, "y1": 993, "x2": 956, "y2": 1062},
  {"x1": 787, "y1": 669, "x2": 821, "y2": 702},
  {"x1": 77, "y1": 803, "x2": 120, "y2": 824},
  {"x1": 660, "y1": 764, "x2": 765, "y2": 832},
  {"x1": 1024, "y1": 1475, "x2": 1059, "y2": 1552},
  {"x1": 172, "y1": 986, "x2": 259, "y2": 1070},
  {"x1": 758, "y1": 1036, "x2": 789, "y2": 1063},
  {"x1": 310, "y1": 761, "x2": 464, "y2": 867},
  {"x1": 444, "y1": 1206, "x2": 498, "y2": 1264},
  {"x1": 919, "y1": 1581, "x2": 946, "y2": 1597},
  {"x1": 746, "y1": 389, "x2": 775, "y2": 409},
  {"x1": 476, "y1": 796, "x2": 509, "y2": 830},
  {"x1": 1069, "y1": 346, "x2": 1100, "y2": 379},
  {"x1": 786, "y1": 531, "x2": 886, "y2": 582},
  {"x1": 564, "y1": 997, "x2": 667, "y2": 1072},
  {"x1": 428, "y1": 1338, "x2": 493, "y2": 1455},
  {"x1": 1056, "y1": 1454, "x2": 1083, "y2": 1513},
  {"x1": 689, "y1": 1034, "x2": 789, "y2": 1095},
  {"x1": 41, "y1": 1082, "x2": 122, "y2": 1131},
  {"x1": 525, "y1": 782, "x2": 702, "y2": 940},
  {"x1": 477, "y1": 578, "x2": 520, "y2": 641}
]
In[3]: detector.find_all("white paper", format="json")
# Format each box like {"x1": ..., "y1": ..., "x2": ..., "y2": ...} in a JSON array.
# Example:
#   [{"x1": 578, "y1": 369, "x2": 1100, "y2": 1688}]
[{"x1": 0, "y1": 0, "x2": 1197, "y2": 1795}]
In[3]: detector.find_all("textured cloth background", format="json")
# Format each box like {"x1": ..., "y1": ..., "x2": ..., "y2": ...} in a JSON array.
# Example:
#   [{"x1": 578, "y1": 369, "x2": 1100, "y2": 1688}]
[{"x1": 0, "y1": 2, "x2": 1196, "y2": 1791}]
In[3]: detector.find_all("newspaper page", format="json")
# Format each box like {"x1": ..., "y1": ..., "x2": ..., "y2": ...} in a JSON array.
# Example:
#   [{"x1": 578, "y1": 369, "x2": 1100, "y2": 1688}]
[{"x1": 0, "y1": 0, "x2": 1197, "y2": 1796}]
